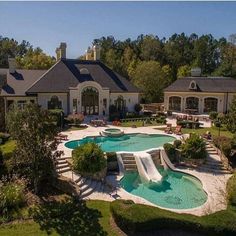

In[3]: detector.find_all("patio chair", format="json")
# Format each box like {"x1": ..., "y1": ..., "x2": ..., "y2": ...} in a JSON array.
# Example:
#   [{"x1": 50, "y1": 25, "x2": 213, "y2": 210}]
[
  {"x1": 56, "y1": 133, "x2": 68, "y2": 141},
  {"x1": 188, "y1": 115, "x2": 193, "y2": 121},
  {"x1": 164, "y1": 123, "x2": 173, "y2": 134},
  {"x1": 174, "y1": 125, "x2": 182, "y2": 135}
]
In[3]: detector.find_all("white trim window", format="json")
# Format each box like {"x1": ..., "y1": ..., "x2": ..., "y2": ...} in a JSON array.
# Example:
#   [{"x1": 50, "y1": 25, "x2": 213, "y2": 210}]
[{"x1": 17, "y1": 100, "x2": 27, "y2": 110}]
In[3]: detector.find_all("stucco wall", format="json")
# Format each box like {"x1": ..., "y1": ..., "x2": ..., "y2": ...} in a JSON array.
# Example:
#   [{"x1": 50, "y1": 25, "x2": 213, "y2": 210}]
[
  {"x1": 164, "y1": 92, "x2": 229, "y2": 113},
  {"x1": 69, "y1": 81, "x2": 110, "y2": 116},
  {"x1": 110, "y1": 93, "x2": 140, "y2": 112},
  {"x1": 37, "y1": 93, "x2": 68, "y2": 114}
]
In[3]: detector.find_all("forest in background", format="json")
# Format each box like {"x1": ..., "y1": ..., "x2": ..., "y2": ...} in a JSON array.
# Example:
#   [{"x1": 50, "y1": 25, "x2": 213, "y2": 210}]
[{"x1": 1, "y1": 33, "x2": 236, "y2": 102}]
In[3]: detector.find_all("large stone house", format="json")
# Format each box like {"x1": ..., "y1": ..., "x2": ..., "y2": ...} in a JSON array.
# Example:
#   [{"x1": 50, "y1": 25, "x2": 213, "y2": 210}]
[
  {"x1": 164, "y1": 69, "x2": 236, "y2": 114},
  {"x1": 0, "y1": 43, "x2": 140, "y2": 125}
]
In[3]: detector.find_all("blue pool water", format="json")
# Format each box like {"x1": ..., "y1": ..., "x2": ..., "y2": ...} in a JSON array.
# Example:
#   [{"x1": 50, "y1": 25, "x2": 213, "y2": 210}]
[
  {"x1": 120, "y1": 168, "x2": 207, "y2": 209},
  {"x1": 65, "y1": 133, "x2": 176, "y2": 152}
]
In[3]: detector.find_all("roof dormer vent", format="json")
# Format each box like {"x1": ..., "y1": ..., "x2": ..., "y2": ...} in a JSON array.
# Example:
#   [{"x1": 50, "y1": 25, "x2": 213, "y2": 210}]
[
  {"x1": 80, "y1": 68, "x2": 89, "y2": 75},
  {"x1": 189, "y1": 80, "x2": 197, "y2": 90}
]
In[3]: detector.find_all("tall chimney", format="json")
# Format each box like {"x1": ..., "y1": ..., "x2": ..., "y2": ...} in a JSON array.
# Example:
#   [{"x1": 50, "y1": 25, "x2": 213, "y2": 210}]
[
  {"x1": 85, "y1": 47, "x2": 92, "y2": 60},
  {"x1": 93, "y1": 44, "x2": 100, "y2": 61},
  {"x1": 8, "y1": 58, "x2": 16, "y2": 74},
  {"x1": 191, "y1": 68, "x2": 201, "y2": 77},
  {"x1": 55, "y1": 42, "x2": 67, "y2": 60}
]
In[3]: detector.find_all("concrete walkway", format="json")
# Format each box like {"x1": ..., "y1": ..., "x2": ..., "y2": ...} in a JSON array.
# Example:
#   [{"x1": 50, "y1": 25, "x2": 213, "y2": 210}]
[{"x1": 57, "y1": 124, "x2": 231, "y2": 216}]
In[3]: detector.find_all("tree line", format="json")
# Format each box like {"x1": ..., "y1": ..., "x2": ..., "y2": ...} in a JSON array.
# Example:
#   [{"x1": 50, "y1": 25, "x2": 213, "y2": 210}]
[
  {"x1": 0, "y1": 35, "x2": 55, "y2": 69},
  {"x1": 1, "y1": 33, "x2": 236, "y2": 102},
  {"x1": 91, "y1": 33, "x2": 236, "y2": 102}
]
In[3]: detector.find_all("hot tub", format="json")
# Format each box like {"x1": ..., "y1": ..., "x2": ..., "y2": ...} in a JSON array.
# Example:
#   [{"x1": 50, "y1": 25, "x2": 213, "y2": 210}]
[{"x1": 101, "y1": 128, "x2": 124, "y2": 137}]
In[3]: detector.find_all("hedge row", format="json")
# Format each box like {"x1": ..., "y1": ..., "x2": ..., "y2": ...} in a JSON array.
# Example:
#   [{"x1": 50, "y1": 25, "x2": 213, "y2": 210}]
[{"x1": 110, "y1": 200, "x2": 236, "y2": 235}]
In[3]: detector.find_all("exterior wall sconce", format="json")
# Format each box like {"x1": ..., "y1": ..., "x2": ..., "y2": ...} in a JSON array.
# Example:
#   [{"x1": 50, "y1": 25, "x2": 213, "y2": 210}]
[{"x1": 78, "y1": 100, "x2": 80, "y2": 105}]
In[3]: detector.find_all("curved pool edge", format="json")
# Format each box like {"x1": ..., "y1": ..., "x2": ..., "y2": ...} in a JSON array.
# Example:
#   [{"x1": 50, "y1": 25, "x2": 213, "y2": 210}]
[{"x1": 119, "y1": 166, "x2": 208, "y2": 211}]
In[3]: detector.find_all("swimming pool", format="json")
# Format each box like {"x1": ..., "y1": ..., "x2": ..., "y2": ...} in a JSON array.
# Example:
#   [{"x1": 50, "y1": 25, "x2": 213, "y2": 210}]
[
  {"x1": 65, "y1": 133, "x2": 176, "y2": 152},
  {"x1": 120, "y1": 168, "x2": 207, "y2": 209}
]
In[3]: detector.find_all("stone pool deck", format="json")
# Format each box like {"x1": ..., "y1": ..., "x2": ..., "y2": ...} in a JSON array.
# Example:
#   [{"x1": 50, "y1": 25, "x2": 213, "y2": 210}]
[{"x1": 57, "y1": 124, "x2": 231, "y2": 216}]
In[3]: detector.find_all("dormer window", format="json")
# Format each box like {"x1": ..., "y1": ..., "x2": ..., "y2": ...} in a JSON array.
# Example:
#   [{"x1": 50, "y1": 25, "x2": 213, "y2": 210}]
[
  {"x1": 189, "y1": 80, "x2": 197, "y2": 90},
  {"x1": 80, "y1": 68, "x2": 89, "y2": 75}
]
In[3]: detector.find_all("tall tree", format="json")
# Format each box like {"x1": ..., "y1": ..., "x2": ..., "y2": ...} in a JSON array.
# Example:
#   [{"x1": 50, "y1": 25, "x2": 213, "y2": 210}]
[
  {"x1": 131, "y1": 61, "x2": 171, "y2": 103},
  {"x1": 16, "y1": 47, "x2": 55, "y2": 69},
  {"x1": 6, "y1": 103, "x2": 62, "y2": 194}
]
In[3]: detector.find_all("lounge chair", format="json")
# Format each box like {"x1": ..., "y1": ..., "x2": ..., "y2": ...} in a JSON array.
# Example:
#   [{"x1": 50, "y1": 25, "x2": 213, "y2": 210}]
[
  {"x1": 164, "y1": 123, "x2": 173, "y2": 134},
  {"x1": 174, "y1": 125, "x2": 182, "y2": 135},
  {"x1": 55, "y1": 134, "x2": 68, "y2": 141}
]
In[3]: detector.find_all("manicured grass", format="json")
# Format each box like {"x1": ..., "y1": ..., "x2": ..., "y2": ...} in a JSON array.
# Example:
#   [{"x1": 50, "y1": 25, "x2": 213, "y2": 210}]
[
  {"x1": 0, "y1": 200, "x2": 118, "y2": 236},
  {"x1": 0, "y1": 140, "x2": 16, "y2": 156},
  {"x1": 0, "y1": 221, "x2": 51, "y2": 236},
  {"x1": 157, "y1": 126, "x2": 234, "y2": 138},
  {"x1": 64, "y1": 125, "x2": 88, "y2": 131},
  {"x1": 121, "y1": 120, "x2": 164, "y2": 127}
]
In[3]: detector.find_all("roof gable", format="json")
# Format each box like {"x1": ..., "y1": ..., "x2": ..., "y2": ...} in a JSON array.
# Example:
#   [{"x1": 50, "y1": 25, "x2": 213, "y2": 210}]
[
  {"x1": 0, "y1": 69, "x2": 46, "y2": 96},
  {"x1": 27, "y1": 60, "x2": 79, "y2": 93},
  {"x1": 164, "y1": 77, "x2": 236, "y2": 93},
  {"x1": 27, "y1": 59, "x2": 140, "y2": 93}
]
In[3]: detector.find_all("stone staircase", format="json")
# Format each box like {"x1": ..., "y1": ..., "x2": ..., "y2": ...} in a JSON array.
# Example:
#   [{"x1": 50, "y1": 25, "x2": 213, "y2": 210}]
[
  {"x1": 121, "y1": 153, "x2": 137, "y2": 172},
  {"x1": 55, "y1": 157, "x2": 108, "y2": 199},
  {"x1": 56, "y1": 157, "x2": 71, "y2": 174},
  {"x1": 197, "y1": 141, "x2": 231, "y2": 174}
]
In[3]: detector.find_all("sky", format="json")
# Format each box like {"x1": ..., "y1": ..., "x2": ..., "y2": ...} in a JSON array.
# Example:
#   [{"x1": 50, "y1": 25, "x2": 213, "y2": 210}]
[{"x1": 1, "y1": 1, "x2": 236, "y2": 58}]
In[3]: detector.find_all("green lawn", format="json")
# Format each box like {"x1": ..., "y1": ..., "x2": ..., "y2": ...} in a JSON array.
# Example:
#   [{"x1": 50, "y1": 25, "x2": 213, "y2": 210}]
[
  {"x1": 157, "y1": 125, "x2": 234, "y2": 138},
  {"x1": 121, "y1": 120, "x2": 164, "y2": 127},
  {"x1": 63, "y1": 125, "x2": 88, "y2": 131},
  {"x1": 0, "y1": 200, "x2": 118, "y2": 236}
]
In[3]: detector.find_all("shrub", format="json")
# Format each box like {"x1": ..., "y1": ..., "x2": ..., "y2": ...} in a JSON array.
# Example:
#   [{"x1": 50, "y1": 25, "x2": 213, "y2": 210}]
[
  {"x1": 109, "y1": 105, "x2": 120, "y2": 121},
  {"x1": 163, "y1": 143, "x2": 177, "y2": 163},
  {"x1": 181, "y1": 133, "x2": 207, "y2": 159},
  {"x1": 110, "y1": 200, "x2": 236, "y2": 235},
  {"x1": 67, "y1": 113, "x2": 84, "y2": 126},
  {"x1": 72, "y1": 143, "x2": 107, "y2": 176},
  {"x1": 134, "y1": 104, "x2": 142, "y2": 114},
  {"x1": 173, "y1": 139, "x2": 182, "y2": 149},
  {"x1": 227, "y1": 173, "x2": 236, "y2": 206},
  {"x1": 106, "y1": 152, "x2": 117, "y2": 162},
  {"x1": 0, "y1": 177, "x2": 26, "y2": 215},
  {"x1": 213, "y1": 136, "x2": 232, "y2": 157},
  {"x1": 209, "y1": 111, "x2": 218, "y2": 120},
  {"x1": 48, "y1": 109, "x2": 65, "y2": 128},
  {"x1": 106, "y1": 152, "x2": 119, "y2": 172}
]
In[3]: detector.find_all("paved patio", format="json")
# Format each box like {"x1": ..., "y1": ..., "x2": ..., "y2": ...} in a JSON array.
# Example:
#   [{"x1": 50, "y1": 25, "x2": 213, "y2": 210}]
[{"x1": 57, "y1": 124, "x2": 231, "y2": 216}]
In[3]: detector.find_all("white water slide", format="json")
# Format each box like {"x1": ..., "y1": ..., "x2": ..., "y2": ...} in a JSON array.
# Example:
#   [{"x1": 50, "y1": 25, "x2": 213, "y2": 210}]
[
  {"x1": 135, "y1": 153, "x2": 162, "y2": 183},
  {"x1": 160, "y1": 149, "x2": 176, "y2": 171}
]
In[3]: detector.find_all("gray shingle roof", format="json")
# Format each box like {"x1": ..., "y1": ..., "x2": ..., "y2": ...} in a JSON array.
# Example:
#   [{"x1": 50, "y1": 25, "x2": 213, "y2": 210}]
[
  {"x1": 0, "y1": 68, "x2": 46, "y2": 96},
  {"x1": 164, "y1": 77, "x2": 236, "y2": 93},
  {"x1": 27, "y1": 59, "x2": 140, "y2": 94}
]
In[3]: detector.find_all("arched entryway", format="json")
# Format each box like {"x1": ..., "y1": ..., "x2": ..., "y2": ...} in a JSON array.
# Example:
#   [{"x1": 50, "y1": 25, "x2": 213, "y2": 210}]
[
  {"x1": 168, "y1": 96, "x2": 181, "y2": 111},
  {"x1": 185, "y1": 97, "x2": 199, "y2": 112},
  {"x1": 81, "y1": 87, "x2": 99, "y2": 115},
  {"x1": 204, "y1": 97, "x2": 218, "y2": 113},
  {"x1": 48, "y1": 96, "x2": 62, "y2": 110}
]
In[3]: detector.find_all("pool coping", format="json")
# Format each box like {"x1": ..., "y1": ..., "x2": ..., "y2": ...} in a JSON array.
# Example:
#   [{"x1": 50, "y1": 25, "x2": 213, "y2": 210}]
[{"x1": 57, "y1": 125, "x2": 232, "y2": 216}]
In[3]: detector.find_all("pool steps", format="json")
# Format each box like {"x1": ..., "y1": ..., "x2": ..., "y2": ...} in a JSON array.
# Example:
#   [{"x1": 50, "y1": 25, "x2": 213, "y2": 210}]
[{"x1": 55, "y1": 139, "x2": 231, "y2": 199}]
